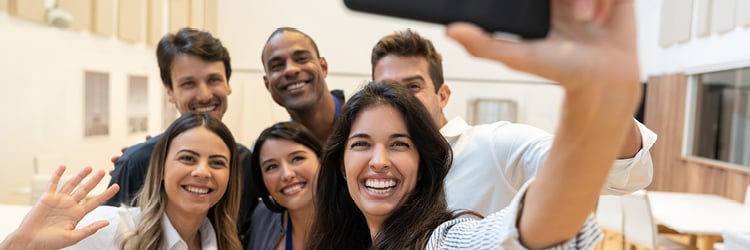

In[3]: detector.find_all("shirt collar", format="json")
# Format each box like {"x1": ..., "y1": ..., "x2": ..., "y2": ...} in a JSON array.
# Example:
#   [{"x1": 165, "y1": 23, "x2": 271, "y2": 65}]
[
  {"x1": 440, "y1": 117, "x2": 471, "y2": 139},
  {"x1": 161, "y1": 213, "x2": 219, "y2": 250}
]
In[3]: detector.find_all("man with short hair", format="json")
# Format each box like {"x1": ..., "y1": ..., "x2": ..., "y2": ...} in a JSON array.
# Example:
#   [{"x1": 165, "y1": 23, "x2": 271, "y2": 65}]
[
  {"x1": 105, "y1": 27, "x2": 259, "y2": 244},
  {"x1": 260, "y1": 27, "x2": 344, "y2": 143},
  {"x1": 370, "y1": 29, "x2": 656, "y2": 215}
]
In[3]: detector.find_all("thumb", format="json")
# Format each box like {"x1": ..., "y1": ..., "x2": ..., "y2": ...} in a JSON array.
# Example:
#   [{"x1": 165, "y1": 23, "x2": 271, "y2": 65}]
[
  {"x1": 70, "y1": 220, "x2": 109, "y2": 242},
  {"x1": 445, "y1": 22, "x2": 534, "y2": 73}
]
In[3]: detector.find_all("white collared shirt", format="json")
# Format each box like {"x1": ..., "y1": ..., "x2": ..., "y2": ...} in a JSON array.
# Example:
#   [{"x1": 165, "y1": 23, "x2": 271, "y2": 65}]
[
  {"x1": 441, "y1": 117, "x2": 657, "y2": 215},
  {"x1": 67, "y1": 206, "x2": 219, "y2": 250}
]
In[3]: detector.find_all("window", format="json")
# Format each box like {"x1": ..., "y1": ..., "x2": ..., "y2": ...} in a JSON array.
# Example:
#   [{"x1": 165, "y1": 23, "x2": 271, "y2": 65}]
[
  {"x1": 690, "y1": 67, "x2": 750, "y2": 166},
  {"x1": 84, "y1": 71, "x2": 110, "y2": 137},
  {"x1": 470, "y1": 99, "x2": 517, "y2": 125}
]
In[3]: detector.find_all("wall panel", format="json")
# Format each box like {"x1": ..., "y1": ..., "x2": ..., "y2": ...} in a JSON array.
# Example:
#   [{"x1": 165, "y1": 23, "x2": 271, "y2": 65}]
[
  {"x1": 93, "y1": 0, "x2": 114, "y2": 36},
  {"x1": 659, "y1": 0, "x2": 693, "y2": 46},
  {"x1": 711, "y1": 0, "x2": 736, "y2": 33},
  {"x1": 147, "y1": 0, "x2": 165, "y2": 45},
  {"x1": 204, "y1": 0, "x2": 217, "y2": 35},
  {"x1": 13, "y1": 0, "x2": 45, "y2": 23},
  {"x1": 169, "y1": 0, "x2": 190, "y2": 32},
  {"x1": 119, "y1": 0, "x2": 146, "y2": 43},
  {"x1": 58, "y1": 0, "x2": 92, "y2": 31},
  {"x1": 0, "y1": 0, "x2": 8, "y2": 12}
]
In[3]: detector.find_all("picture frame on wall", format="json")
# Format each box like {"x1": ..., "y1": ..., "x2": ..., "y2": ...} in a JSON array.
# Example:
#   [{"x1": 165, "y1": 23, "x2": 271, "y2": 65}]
[
  {"x1": 84, "y1": 71, "x2": 110, "y2": 137},
  {"x1": 470, "y1": 98, "x2": 518, "y2": 125},
  {"x1": 127, "y1": 75, "x2": 148, "y2": 134}
]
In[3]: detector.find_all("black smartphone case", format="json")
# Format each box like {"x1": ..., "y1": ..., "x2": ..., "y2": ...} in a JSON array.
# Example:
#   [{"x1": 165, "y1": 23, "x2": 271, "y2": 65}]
[{"x1": 344, "y1": 0, "x2": 550, "y2": 39}]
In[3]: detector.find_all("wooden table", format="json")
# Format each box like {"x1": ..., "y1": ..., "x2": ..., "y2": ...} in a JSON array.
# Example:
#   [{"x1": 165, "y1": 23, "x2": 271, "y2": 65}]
[{"x1": 648, "y1": 191, "x2": 750, "y2": 249}]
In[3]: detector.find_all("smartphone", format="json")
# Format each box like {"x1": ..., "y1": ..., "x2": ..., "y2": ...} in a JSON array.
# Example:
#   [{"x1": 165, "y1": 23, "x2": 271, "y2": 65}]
[{"x1": 343, "y1": 0, "x2": 550, "y2": 39}]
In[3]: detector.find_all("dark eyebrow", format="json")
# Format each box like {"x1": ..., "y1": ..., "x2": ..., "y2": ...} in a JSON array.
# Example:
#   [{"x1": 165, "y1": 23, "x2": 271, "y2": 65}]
[
  {"x1": 390, "y1": 133, "x2": 411, "y2": 140},
  {"x1": 175, "y1": 76, "x2": 196, "y2": 83},
  {"x1": 348, "y1": 133, "x2": 370, "y2": 140},
  {"x1": 209, "y1": 154, "x2": 229, "y2": 162},
  {"x1": 177, "y1": 149, "x2": 199, "y2": 156},
  {"x1": 292, "y1": 50, "x2": 313, "y2": 57},
  {"x1": 403, "y1": 75, "x2": 425, "y2": 82}
]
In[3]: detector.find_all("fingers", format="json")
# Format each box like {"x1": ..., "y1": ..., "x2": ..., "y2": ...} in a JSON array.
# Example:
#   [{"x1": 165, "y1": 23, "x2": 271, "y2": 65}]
[
  {"x1": 58, "y1": 167, "x2": 92, "y2": 195},
  {"x1": 445, "y1": 22, "x2": 533, "y2": 72},
  {"x1": 70, "y1": 220, "x2": 110, "y2": 242},
  {"x1": 47, "y1": 165, "x2": 66, "y2": 194},
  {"x1": 70, "y1": 169, "x2": 105, "y2": 202},
  {"x1": 82, "y1": 184, "x2": 119, "y2": 212}
]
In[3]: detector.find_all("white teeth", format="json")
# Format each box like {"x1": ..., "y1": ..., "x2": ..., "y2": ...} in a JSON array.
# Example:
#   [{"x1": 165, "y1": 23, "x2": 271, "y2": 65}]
[
  {"x1": 286, "y1": 82, "x2": 306, "y2": 90},
  {"x1": 365, "y1": 179, "x2": 396, "y2": 189},
  {"x1": 282, "y1": 183, "x2": 304, "y2": 195},
  {"x1": 194, "y1": 105, "x2": 216, "y2": 112},
  {"x1": 185, "y1": 186, "x2": 209, "y2": 194}
]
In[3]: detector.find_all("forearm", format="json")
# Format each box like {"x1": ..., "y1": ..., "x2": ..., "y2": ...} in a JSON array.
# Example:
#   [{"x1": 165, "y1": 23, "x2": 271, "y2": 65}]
[{"x1": 520, "y1": 84, "x2": 641, "y2": 249}]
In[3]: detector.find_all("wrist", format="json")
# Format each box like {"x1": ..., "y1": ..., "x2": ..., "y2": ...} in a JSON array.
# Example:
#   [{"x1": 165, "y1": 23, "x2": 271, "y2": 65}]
[{"x1": 0, "y1": 231, "x2": 33, "y2": 250}]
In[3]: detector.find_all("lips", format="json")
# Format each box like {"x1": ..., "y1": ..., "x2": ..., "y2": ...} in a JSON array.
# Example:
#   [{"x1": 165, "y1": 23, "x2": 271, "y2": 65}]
[
  {"x1": 280, "y1": 182, "x2": 306, "y2": 195},
  {"x1": 183, "y1": 185, "x2": 212, "y2": 194},
  {"x1": 364, "y1": 178, "x2": 397, "y2": 194},
  {"x1": 193, "y1": 105, "x2": 216, "y2": 112}
]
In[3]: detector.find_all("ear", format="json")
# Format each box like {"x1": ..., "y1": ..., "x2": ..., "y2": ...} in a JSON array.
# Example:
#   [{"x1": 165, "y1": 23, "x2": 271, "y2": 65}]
[
  {"x1": 165, "y1": 86, "x2": 176, "y2": 104},
  {"x1": 263, "y1": 75, "x2": 270, "y2": 90},
  {"x1": 437, "y1": 84, "x2": 451, "y2": 109},
  {"x1": 319, "y1": 57, "x2": 329, "y2": 78}
]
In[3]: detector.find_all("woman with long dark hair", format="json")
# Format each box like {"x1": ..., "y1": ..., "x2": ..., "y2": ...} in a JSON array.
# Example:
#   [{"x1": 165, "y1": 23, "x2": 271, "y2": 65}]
[{"x1": 247, "y1": 122, "x2": 322, "y2": 250}]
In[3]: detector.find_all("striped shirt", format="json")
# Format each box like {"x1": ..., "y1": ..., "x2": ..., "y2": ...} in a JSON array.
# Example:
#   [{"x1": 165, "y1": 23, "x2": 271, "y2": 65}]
[{"x1": 426, "y1": 179, "x2": 603, "y2": 249}]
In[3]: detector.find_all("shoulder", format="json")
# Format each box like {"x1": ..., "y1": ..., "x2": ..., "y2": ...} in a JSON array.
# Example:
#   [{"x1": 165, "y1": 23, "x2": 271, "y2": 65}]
[
  {"x1": 251, "y1": 203, "x2": 283, "y2": 230},
  {"x1": 69, "y1": 206, "x2": 141, "y2": 249},
  {"x1": 116, "y1": 135, "x2": 163, "y2": 164}
]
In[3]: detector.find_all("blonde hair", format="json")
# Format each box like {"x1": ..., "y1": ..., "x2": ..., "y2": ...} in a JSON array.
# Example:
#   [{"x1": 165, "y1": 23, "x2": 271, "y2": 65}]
[{"x1": 121, "y1": 112, "x2": 242, "y2": 249}]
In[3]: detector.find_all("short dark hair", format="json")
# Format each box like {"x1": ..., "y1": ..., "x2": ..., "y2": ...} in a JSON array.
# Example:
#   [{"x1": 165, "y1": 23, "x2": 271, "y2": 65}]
[
  {"x1": 250, "y1": 121, "x2": 323, "y2": 213},
  {"x1": 371, "y1": 29, "x2": 445, "y2": 92},
  {"x1": 261, "y1": 27, "x2": 321, "y2": 63},
  {"x1": 308, "y1": 81, "x2": 455, "y2": 249},
  {"x1": 156, "y1": 27, "x2": 232, "y2": 89}
]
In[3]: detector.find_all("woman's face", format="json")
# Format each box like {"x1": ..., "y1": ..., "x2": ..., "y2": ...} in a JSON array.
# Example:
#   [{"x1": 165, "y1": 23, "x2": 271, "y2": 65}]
[
  {"x1": 260, "y1": 138, "x2": 320, "y2": 211},
  {"x1": 343, "y1": 104, "x2": 419, "y2": 228},
  {"x1": 164, "y1": 126, "x2": 230, "y2": 218}
]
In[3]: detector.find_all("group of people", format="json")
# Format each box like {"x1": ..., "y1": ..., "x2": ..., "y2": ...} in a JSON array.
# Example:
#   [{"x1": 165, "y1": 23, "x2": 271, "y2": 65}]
[{"x1": 0, "y1": 0, "x2": 656, "y2": 249}]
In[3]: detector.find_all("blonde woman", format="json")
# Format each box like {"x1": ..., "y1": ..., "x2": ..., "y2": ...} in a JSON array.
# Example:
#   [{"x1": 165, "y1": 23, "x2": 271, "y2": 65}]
[{"x1": 68, "y1": 112, "x2": 243, "y2": 250}]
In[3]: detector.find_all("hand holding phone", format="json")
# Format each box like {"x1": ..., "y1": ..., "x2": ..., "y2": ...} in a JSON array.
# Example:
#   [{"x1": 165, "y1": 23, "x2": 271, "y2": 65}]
[{"x1": 343, "y1": 0, "x2": 550, "y2": 39}]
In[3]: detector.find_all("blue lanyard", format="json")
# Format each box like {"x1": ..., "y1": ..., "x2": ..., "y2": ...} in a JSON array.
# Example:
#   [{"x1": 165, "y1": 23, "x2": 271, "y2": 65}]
[{"x1": 285, "y1": 213, "x2": 292, "y2": 250}]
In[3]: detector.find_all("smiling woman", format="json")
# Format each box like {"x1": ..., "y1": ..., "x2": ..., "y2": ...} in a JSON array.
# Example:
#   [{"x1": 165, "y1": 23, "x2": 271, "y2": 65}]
[{"x1": 67, "y1": 112, "x2": 243, "y2": 250}]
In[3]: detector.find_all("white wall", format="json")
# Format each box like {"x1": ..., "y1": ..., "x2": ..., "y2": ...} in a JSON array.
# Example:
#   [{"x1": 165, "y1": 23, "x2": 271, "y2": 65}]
[{"x1": 0, "y1": 13, "x2": 165, "y2": 204}]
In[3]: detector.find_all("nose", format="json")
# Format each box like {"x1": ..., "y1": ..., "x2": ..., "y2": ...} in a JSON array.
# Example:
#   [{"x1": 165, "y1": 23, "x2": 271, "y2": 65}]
[
  {"x1": 191, "y1": 162, "x2": 212, "y2": 178},
  {"x1": 281, "y1": 163, "x2": 296, "y2": 182},
  {"x1": 369, "y1": 144, "x2": 389, "y2": 172},
  {"x1": 195, "y1": 82, "x2": 213, "y2": 102},
  {"x1": 283, "y1": 59, "x2": 301, "y2": 77}
]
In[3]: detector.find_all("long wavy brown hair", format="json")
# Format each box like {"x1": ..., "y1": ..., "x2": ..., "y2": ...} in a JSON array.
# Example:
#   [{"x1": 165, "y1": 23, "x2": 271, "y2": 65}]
[{"x1": 121, "y1": 112, "x2": 242, "y2": 250}]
